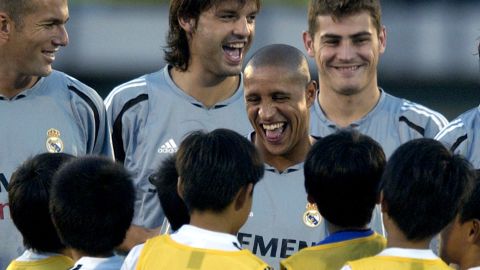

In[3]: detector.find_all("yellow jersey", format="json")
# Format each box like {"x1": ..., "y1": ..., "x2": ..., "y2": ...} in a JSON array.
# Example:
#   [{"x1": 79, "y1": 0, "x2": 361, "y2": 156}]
[
  {"x1": 136, "y1": 235, "x2": 271, "y2": 270},
  {"x1": 347, "y1": 255, "x2": 453, "y2": 270},
  {"x1": 6, "y1": 255, "x2": 73, "y2": 270},
  {"x1": 280, "y1": 232, "x2": 386, "y2": 270}
]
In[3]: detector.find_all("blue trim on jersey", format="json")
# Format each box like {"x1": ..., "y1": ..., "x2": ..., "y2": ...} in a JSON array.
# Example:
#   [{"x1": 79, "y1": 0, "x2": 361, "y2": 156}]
[{"x1": 316, "y1": 229, "x2": 374, "y2": 246}]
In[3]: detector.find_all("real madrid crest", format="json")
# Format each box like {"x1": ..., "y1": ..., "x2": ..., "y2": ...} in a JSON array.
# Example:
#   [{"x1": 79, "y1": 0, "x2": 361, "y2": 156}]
[
  {"x1": 303, "y1": 202, "x2": 321, "y2": 228},
  {"x1": 46, "y1": 128, "x2": 64, "y2": 153}
]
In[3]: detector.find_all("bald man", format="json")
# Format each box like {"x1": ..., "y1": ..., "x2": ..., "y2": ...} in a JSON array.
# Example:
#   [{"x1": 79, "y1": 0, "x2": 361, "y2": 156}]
[{"x1": 237, "y1": 44, "x2": 323, "y2": 267}]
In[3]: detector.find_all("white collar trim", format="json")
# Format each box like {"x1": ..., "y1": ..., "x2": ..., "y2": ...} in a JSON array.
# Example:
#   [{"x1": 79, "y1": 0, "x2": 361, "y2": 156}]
[
  {"x1": 170, "y1": 225, "x2": 241, "y2": 251},
  {"x1": 16, "y1": 249, "x2": 63, "y2": 262},
  {"x1": 378, "y1": 247, "x2": 439, "y2": 260}
]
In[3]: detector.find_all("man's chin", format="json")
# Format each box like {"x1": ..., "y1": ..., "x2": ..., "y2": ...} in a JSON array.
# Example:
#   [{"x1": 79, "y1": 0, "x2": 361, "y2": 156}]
[
  {"x1": 264, "y1": 143, "x2": 288, "y2": 157},
  {"x1": 335, "y1": 85, "x2": 362, "y2": 96},
  {"x1": 218, "y1": 63, "x2": 243, "y2": 77}
]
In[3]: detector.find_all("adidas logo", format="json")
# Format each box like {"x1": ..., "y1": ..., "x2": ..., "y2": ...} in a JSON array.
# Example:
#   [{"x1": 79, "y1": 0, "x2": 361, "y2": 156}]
[{"x1": 157, "y1": 139, "x2": 178, "y2": 154}]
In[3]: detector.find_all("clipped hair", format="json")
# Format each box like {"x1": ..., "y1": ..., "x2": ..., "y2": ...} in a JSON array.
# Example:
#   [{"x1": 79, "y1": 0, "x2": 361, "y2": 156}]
[
  {"x1": 50, "y1": 156, "x2": 134, "y2": 255},
  {"x1": 381, "y1": 139, "x2": 475, "y2": 241},
  {"x1": 307, "y1": 0, "x2": 382, "y2": 37},
  {"x1": 176, "y1": 129, "x2": 264, "y2": 212},
  {"x1": 0, "y1": 0, "x2": 36, "y2": 29},
  {"x1": 305, "y1": 130, "x2": 385, "y2": 228},
  {"x1": 150, "y1": 154, "x2": 190, "y2": 231},
  {"x1": 8, "y1": 153, "x2": 74, "y2": 252}
]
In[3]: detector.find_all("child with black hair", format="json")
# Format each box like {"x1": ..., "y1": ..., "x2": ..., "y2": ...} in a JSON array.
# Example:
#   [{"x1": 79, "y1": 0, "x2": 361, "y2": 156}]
[
  {"x1": 152, "y1": 154, "x2": 190, "y2": 232},
  {"x1": 280, "y1": 130, "x2": 387, "y2": 270},
  {"x1": 344, "y1": 139, "x2": 476, "y2": 270},
  {"x1": 7, "y1": 153, "x2": 75, "y2": 270},
  {"x1": 440, "y1": 171, "x2": 480, "y2": 270},
  {"x1": 122, "y1": 129, "x2": 271, "y2": 270},
  {"x1": 121, "y1": 154, "x2": 190, "y2": 270},
  {"x1": 50, "y1": 156, "x2": 135, "y2": 270}
]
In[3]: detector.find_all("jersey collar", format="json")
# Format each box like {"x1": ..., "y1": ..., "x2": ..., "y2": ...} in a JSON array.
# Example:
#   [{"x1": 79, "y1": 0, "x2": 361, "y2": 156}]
[
  {"x1": 313, "y1": 88, "x2": 386, "y2": 129},
  {"x1": 171, "y1": 225, "x2": 242, "y2": 251},
  {"x1": 377, "y1": 247, "x2": 439, "y2": 260},
  {"x1": 163, "y1": 65, "x2": 244, "y2": 109},
  {"x1": 248, "y1": 131, "x2": 305, "y2": 174},
  {"x1": 0, "y1": 77, "x2": 46, "y2": 100}
]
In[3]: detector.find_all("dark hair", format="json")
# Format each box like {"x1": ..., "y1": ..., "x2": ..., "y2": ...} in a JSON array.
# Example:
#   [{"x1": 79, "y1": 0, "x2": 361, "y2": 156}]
[
  {"x1": 459, "y1": 172, "x2": 480, "y2": 223},
  {"x1": 149, "y1": 154, "x2": 189, "y2": 231},
  {"x1": 8, "y1": 153, "x2": 74, "y2": 252},
  {"x1": 307, "y1": 0, "x2": 382, "y2": 37},
  {"x1": 50, "y1": 156, "x2": 134, "y2": 256},
  {"x1": 304, "y1": 130, "x2": 386, "y2": 228},
  {"x1": 164, "y1": 0, "x2": 261, "y2": 71},
  {"x1": 176, "y1": 129, "x2": 264, "y2": 212},
  {"x1": 0, "y1": 0, "x2": 36, "y2": 29},
  {"x1": 381, "y1": 138, "x2": 475, "y2": 241}
]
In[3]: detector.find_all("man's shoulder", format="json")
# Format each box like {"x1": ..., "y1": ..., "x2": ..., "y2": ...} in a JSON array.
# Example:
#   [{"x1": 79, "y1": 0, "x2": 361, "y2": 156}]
[
  {"x1": 105, "y1": 74, "x2": 152, "y2": 108},
  {"x1": 383, "y1": 91, "x2": 448, "y2": 130},
  {"x1": 453, "y1": 105, "x2": 480, "y2": 127},
  {"x1": 384, "y1": 92, "x2": 444, "y2": 118},
  {"x1": 435, "y1": 105, "x2": 480, "y2": 143},
  {"x1": 47, "y1": 70, "x2": 104, "y2": 108}
]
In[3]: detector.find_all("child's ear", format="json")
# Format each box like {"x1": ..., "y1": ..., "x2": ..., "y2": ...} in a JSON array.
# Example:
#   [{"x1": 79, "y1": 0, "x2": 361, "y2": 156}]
[
  {"x1": 379, "y1": 191, "x2": 388, "y2": 213},
  {"x1": 177, "y1": 177, "x2": 184, "y2": 200},
  {"x1": 234, "y1": 183, "x2": 253, "y2": 211},
  {"x1": 468, "y1": 219, "x2": 480, "y2": 243}
]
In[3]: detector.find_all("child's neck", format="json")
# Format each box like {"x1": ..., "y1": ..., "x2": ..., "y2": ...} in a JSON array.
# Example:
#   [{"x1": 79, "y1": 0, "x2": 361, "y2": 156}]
[
  {"x1": 459, "y1": 246, "x2": 480, "y2": 270},
  {"x1": 71, "y1": 250, "x2": 114, "y2": 262},
  {"x1": 385, "y1": 225, "x2": 431, "y2": 249},
  {"x1": 189, "y1": 211, "x2": 238, "y2": 236},
  {"x1": 327, "y1": 223, "x2": 369, "y2": 234}
]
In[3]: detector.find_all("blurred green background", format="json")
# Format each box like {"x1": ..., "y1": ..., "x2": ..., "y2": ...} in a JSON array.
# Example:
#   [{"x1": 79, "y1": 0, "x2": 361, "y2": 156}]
[{"x1": 70, "y1": 0, "x2": 308, "y2": 5}]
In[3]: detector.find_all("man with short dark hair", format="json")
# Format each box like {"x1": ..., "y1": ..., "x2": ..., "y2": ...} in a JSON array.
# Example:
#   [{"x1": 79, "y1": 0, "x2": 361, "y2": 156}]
[
  {"x1": 105, "y1": 0, "x2": 261, "y2": 249},
  {"x1": 303, "y1": 0, "x2": 448, "y2": 158},
  {"x1": 0, "y1": 0, "x2": 112, "y2": 267}
]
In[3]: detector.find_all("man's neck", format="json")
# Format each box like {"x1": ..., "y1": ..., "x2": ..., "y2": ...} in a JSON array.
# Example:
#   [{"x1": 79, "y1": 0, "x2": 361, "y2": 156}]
[
  {"x1": 170, "y1": 67, "x2": 240, "y2": 108},
  {"x1": 0, "y1": 72, "x2": 38, "y2": 99},
  {"x1": 318, "y1": 85, "x2": 381, "y2": 128},
  {"x1": 260, "y1": 134, "x2": 314, "y2": 173}
]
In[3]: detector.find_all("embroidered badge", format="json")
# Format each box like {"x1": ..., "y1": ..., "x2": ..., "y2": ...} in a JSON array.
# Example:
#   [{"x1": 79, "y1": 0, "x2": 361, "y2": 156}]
[
  {"x1": 303, "y1": 202, "x2": 321, "y2": 228},
  {"x1": 46, "y1": 128, "x2": 64, "y2": 153}
]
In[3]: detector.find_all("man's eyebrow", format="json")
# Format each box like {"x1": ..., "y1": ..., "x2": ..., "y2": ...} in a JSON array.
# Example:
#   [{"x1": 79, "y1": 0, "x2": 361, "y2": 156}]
[
  {"x1": 320, "y1": 34, "x2": 341, "y2": 40},
  {"x1": 350, "y1": 31, "x2": 372, "y2": 38},
  {"x1": 320, "y1": 31, "x2": 372, "y2": 40},
  {"x1": 41, "y1": 17, "x2": 70, "y2": 24}
]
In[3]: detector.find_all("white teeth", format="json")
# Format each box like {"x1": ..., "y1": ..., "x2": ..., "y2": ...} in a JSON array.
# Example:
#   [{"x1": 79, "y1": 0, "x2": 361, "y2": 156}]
[
  {"x1": 226, "y1": 43, "x2": 244, "y2": 49},
  {"x1": 263, "y1": 123, "x2": 284, "y2": 130},
  {"x1": 336, "y1": 66, "x2": 359, "y2": 71}
]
